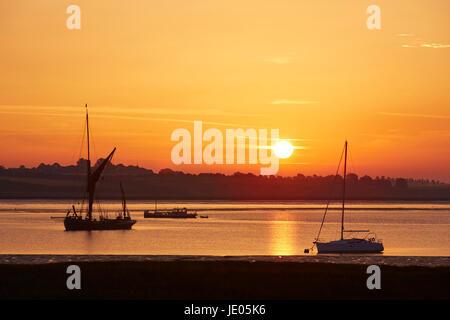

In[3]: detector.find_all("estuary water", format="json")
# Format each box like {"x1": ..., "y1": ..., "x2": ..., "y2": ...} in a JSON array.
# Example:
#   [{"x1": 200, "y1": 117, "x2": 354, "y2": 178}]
[{"x1": 0, "y1": 200, "x2": 449, "y2": 257}]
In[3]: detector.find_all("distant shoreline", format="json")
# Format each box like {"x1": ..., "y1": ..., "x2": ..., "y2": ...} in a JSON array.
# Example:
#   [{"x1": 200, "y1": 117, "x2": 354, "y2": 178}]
[{"x1": 2, "y1": 163, "x2": 450, "y2": 201}]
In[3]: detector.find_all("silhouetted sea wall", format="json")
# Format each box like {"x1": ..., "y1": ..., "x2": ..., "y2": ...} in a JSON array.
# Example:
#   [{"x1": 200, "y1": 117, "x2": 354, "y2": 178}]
[{"x1": 0, "y1": 258, "x2": 449, "y2": 299}]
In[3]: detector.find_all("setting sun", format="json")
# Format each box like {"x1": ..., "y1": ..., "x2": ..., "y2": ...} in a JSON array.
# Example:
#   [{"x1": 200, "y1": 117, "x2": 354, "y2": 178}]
[{"x1": 273, "y1": 141, "x2": 294, "y2": 159}]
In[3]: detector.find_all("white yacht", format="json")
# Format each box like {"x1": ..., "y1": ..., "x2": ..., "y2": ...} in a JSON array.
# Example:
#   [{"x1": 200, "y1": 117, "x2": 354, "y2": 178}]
[{"x1": 312, "y1": 141, "x2": 384, "y2": 254}]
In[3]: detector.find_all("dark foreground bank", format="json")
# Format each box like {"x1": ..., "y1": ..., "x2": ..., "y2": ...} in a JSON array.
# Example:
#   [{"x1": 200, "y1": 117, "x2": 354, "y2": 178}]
[{"x1": 0, "y1": 260, "x2": 449, "y2": 300}]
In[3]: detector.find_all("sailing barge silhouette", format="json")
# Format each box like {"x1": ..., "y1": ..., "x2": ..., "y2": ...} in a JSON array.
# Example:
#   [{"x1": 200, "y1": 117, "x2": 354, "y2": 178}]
[{"x1": 64, "y1": 105, "x2": 136, "y2": 231}]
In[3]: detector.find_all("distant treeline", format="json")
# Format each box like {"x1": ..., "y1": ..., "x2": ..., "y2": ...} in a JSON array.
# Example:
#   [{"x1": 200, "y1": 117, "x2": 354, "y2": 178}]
[{"x1": 0, "y1": 159, "x2": 449, "y2": 200}]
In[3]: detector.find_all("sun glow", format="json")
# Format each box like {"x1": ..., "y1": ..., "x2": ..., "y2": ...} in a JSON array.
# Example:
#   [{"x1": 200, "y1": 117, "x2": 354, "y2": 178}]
[{"x1": 273, "y1": 141, "x2": 294, "y2": 159}]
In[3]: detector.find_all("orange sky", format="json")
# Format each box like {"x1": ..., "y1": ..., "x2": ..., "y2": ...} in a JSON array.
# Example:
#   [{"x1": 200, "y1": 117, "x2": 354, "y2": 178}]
[{"x1": 1, "y1": 1, "x2": 449, "y2": 181}]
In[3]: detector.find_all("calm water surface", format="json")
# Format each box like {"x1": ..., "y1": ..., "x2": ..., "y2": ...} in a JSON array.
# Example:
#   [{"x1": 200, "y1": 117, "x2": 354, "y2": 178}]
[{"x1": 0, "y1": 200, "x2": 449, "y2": 256}]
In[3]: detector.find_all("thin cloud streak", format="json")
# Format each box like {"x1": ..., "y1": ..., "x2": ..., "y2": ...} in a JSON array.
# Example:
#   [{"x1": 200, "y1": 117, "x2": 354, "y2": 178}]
[
  {"x1": 397, "y1": 34, "x2": 450, "y2": 49},
  {"x1": 0, "y1": 105, "x2": 266, "y2": 118},
  {"x1": 270, "y1": 100, "x2": 319, "y2": 105},
  {"x1": 0, "y1": 110, "x2": 255, "y2": 128},
  {"x1": 379, "y1": 112, "x2": 450, "y2": 120},
  {"x1": 284, "y1": 162, "x2": 309, "y2": 165},
  {"x1": 274, "y1": 138, "x2": 317, "y2": 142},
  {"x1": 98, "y1": 114, "x2": 254, "y2": 128},
  {"x1": 264, "y1": 57, "x2": 293, "y2": 64},
  {"x1": 421, "y1": 43, "x2": 450, "y2": 49}
]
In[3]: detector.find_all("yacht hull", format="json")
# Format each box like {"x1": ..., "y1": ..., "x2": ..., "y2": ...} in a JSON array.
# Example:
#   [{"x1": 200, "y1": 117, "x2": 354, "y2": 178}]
[
  {"x1": 316, "y1": 239, "x2": 384, "y2": 253},
  {"x1": 64, "y1": 218, "x2": 136, "y2": 231}
]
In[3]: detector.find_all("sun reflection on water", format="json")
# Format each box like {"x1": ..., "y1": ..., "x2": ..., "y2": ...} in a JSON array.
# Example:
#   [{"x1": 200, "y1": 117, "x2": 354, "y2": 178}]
[{"x1": 269, "y1": 220, "x2": 297, "y2": 255}]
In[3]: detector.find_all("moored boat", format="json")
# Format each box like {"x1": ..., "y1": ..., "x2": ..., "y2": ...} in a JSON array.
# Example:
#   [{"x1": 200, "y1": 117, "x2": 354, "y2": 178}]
[
  {"x1": 144, "y1": 207, "x2": 198, "y2": 219},
  {"x1": 144, "y1": 200, "x2": 197, "y2": 218},
  {"x1": 309, "y1": 141, "x2": 384, "y2": 254},
  {"x1": 315, "y1": 238, "x2": 384, "y2": 253},
  {"x1": 63, "y1": 105, "x2": 136, "y2": 231}
]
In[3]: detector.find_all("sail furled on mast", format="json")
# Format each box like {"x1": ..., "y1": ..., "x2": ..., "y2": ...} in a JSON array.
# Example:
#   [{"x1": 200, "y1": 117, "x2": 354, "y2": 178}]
[{"x1": 86, "y1": 147, "x2": 116, "y2": 220}]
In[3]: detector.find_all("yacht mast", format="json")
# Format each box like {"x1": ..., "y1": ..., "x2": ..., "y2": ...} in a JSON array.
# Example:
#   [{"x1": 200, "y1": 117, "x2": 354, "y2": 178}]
[
  {"x1": 86, "y1": 104, "x2": 92, "y2": 220},
  {"x1": 341, "y1": 141, "x2": 347, "y2": 240}
]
